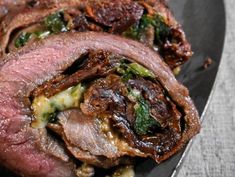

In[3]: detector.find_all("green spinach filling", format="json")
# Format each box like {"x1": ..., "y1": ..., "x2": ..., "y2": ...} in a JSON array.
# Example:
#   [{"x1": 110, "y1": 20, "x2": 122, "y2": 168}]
[
  {"x1": 134, "y1": 97, "x2": 159, "y2": 135},
  {"x1": 15, "y1": 12, "x2": 68, "y2": 48},
  {"x1": 15, "y1": 32, "x2": 32, "y2": 48},
  {"x1": 123, "y1": 13, "x2": 171, "y2": 44},
  {"x1": 117, "y1": 61, "x2": 155, "y2": 81},
  {"x1": 44, "y1": 12, "x2": 68, "y2": 33},
  {"x1": 128, "y1": 89, "x2": 160, "y2": 135}
]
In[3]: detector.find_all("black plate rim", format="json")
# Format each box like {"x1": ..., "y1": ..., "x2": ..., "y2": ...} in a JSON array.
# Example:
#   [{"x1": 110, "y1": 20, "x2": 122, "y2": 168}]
[{"x1": 170, "y1": 0, "x2": 227, "y2": 176}]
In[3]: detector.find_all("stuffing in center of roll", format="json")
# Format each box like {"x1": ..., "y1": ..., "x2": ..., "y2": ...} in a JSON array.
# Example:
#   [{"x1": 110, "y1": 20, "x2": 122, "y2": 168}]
[{"x1": 31, "y1": 50, "x2": 183, "y2": 168}]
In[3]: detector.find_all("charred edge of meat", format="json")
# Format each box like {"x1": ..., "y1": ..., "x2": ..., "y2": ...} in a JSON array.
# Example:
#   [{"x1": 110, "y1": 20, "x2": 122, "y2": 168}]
[
  {"x1": 0, "y1": 0, "x2": 192, "y2": 69},
  {"x1": 63, "y1": 52, "x2": 90, "y2": 75}
]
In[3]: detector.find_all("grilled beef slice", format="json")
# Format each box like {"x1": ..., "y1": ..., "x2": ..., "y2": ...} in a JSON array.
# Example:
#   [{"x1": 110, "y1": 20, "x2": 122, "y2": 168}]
[
  {"x1": 0, "y1": 0, "x2": 192, "y2": 69},
  {"x1": 0, "y1": 32, "x2": 200, "y2": 177}
]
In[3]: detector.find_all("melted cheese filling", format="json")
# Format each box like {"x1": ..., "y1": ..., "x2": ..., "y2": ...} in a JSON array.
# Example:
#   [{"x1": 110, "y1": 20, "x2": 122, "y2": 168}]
[{"x1": 32, "y1": 83, "x2": 84, "y2": 128}]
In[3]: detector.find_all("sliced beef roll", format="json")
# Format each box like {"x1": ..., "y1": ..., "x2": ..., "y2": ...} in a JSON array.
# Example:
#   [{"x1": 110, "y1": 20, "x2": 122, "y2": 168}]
[
  {"x1": 0, "y1": 0, "x2": 192, "y2": 70},
  {"x1": 0, "y1": 32, "x2": 200, "y2": 177}
]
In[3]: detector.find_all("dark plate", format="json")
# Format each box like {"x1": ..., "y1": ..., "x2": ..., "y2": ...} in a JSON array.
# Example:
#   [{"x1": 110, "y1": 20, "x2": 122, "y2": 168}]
[
  {"x1": 135, "y1": 0, "x2": 226, "y2": 177},
  {"x1": 0, "y1": 0, "x2": 226, "y2": 176}
]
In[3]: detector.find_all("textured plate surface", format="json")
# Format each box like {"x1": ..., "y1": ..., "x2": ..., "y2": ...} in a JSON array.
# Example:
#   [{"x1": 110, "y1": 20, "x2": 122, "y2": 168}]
[{"x1": 0, "y1": 0, "x2": 226, "y2": 176}]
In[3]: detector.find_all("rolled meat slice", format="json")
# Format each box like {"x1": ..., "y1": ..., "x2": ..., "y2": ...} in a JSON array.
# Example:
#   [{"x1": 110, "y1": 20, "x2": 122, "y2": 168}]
[
  {"x1": 0, "y1": 0, "x2": 192, "y2": 69},
  {"x1": 0, "y1": 32, "x2": 200, "y2": 177}
]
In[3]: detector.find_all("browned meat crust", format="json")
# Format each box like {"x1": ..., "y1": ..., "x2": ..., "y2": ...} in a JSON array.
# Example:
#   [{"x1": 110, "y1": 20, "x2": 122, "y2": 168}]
[
  {"x1": 80, "y1": 74, "x2": 182, "y2": 161},
  {"x1": 141, "y1": 0, "x2": 193, "y2": 68},
  {"x1": 85, "y1": 0, "x2": 143, "y2": 33},
  {"x1": 0, "y1": 0, "x2": 192, "y2": 69},
  {"x1": 0, "y1": 32, "x2": 200, "y2": 176}
]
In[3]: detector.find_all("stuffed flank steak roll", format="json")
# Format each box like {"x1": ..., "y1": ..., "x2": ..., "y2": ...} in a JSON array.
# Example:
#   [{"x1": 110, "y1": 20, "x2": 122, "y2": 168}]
[
  {"x1": 0, "y1": 0, "x2": 192, "y2": 70},
  {"x1": 0, "y1": 32, "x2": 200, "y2": 177}
]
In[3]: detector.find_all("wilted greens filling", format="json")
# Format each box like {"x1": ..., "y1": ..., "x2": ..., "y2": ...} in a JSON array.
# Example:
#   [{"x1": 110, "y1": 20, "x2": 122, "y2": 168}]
[
  {"x1": 15, "y1": 12, "x2": 67, "y2": 48},
  {"x1": 123, "y1": 13, "x2": 171, "y2": 45}
]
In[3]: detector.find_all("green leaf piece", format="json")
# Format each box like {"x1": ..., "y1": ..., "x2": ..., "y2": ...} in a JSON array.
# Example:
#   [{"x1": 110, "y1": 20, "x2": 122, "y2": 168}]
[
  {"x1": 44, "y1": 12, "x2": 68, "y2": 33},
  {"x1": 15, "y1": 32, "x2": 32, "y2": 48}
]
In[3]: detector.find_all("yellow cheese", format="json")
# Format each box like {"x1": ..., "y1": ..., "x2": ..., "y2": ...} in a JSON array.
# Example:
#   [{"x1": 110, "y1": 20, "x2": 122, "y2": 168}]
[{"x1": 31, "y1": 83, "x2": 84, "y2": 128}]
